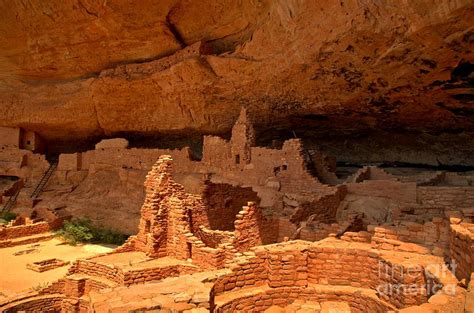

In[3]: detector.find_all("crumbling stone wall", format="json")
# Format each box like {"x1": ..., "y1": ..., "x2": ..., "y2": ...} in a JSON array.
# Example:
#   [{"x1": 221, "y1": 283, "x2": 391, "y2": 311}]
[
  {"x1": 202, "y1": 182, "x2": 259, "y2": 231},
  {"x1": 450, "y1": 223, "x2": 474, "y2": 282},
  {"x1": 250, "y1": 140, "x2": 332, "y2": 195},
  {"x1": 276, "y1": 217, "x2": 297, "y2": 241},
  {"x1": 40, "y1": 280, "x2": 66, "y2": 295},
  {"x1": 397, "y1": 206, "x2": 446, "y2": 224},
  {"x1": 0, "y1": 127, "x2": 21, "y2": 149},
  {"x1": 369, "y1": 219, "x2": 450, "y2": 255},
  {"x1": 289, "y1": 186, "x2": 347, "y2": 224},
  {"x1": 346, "y1": 180, "x2": 417, "y2": 204},
  {"x1": 201, "y1": 108, "x2": 337, "y2": 197},
  {"x1": 113, "y1": 155, "x2": 270, "y2": 270},
  {"x1": 185, "y1": 233, "x2": 227, "y2": 269},
  {"x1": 119, "y1": 156, "x2": 194, "y2": 258},
  {"x1": 67, "y1": 260, "x2": 124, "y2": 285},
  {"x1": 309, "y1": 150, "x2": 339, "y2": 185},
  {"x1": 346, "y1": 166, "x2": 397, "y2": 183},
  {"x1": 195, "y1": 226, "x2": 233, "y2": 248},
  {"x1": 0, "y1": 127, "x2": 44, "y2": 153},
  {"x1": 0, "y1": 148, "x2": 49, "y2": 179},
  {"x1": 123, "y1": 264, "x2": 198, "y2": 286},
  {"x1": 299, "y1": 222, "x2": 349, "y2": 242},
  {"x1": 234, "y1": 202, "x2": 265, "y2": 252},
  {"x1": 57, "y1": 145, "x2": 197, "y2": 174},
  {"x1": 0, "y1": 219, "x2": 61, "y2": 241},
  {"x1": 418, "y1": 187, "x2": 474, "y2": 209}
]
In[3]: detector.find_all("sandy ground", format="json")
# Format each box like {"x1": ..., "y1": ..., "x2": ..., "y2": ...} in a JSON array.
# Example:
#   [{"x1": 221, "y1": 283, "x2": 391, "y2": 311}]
[{"x1": 0, "y1": 238, "x2": 114, "y2": 298}]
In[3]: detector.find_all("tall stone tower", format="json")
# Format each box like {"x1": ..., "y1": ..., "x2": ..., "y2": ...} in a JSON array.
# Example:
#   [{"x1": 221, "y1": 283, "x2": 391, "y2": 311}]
[
  {"x1": 231, "y1": 108, "x2": 256, "y2": 166},
  {"x1": 132, "y1": 155, "x2": 192, "y2": 259}
]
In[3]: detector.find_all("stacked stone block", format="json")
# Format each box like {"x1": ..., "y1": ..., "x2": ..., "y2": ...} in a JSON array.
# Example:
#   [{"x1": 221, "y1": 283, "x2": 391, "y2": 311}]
[
  {"x1": 450, "y1": 222, "x2": 474, "y2": 281},
  {"x1": 234, "y1": 202, "x2": 265, "y2": 252}
]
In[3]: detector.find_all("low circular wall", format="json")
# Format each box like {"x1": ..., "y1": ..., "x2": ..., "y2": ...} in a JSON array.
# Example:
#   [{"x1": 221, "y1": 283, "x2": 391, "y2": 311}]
[
  {"x1": 3, "y1": 294, "x2": 64, "y2": 313},
  {"x1": 214, "y1": 285, "x2": 393, "y2": 312},
  {"x1": 211, "y1": 240, "x2": 449, "y2": 310}
]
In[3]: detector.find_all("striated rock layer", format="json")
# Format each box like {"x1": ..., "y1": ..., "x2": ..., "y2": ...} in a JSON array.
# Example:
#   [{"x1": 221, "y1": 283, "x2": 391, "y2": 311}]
[{"x1": 0, "y1": 0, "x2": 473, "y2": 163}]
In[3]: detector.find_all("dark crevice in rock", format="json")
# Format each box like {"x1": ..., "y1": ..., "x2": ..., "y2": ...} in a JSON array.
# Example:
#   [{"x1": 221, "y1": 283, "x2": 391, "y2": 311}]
[
  {"x1": 166, "y1": 7, "x2": 186, "y2": 48},
  {"x1": 336, "y1": 161, "x2": 474, "y2": 172},
  {"x1": 451, "y1": 93, "x2": 474, "y2": 103},
  {"x1": 19, "y1": 72, "x2": 101, "y2": 86},
  {"x1": 436, "y1": 102, "x2": 474, "y2": 116},
  {"x1": 77, "y1": 0, "x2": 100, "y2": 18},
  {"x1": 451, "y1": 60, "x2": 474, "y2": 81}
]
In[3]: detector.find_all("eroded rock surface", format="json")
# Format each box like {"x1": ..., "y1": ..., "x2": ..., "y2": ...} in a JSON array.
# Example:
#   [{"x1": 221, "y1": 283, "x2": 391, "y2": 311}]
[{"x1": 0, "y1": 0, "x2": 472, "y2": 150}]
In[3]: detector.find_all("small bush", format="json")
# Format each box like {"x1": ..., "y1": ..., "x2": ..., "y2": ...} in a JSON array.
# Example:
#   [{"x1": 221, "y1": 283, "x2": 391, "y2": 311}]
[
  {"x1": 56, "y1": 218, "x2": 128, "y2": 246},
  {"x1": 55, "y1": 218, "x2": 93, "y2": 245},
  {"x1": 0, "y1": 211, "x2": 17, "y2": 223},
  {"x1": 91, "y1": 226, "x2": 128, "y2": 246}
]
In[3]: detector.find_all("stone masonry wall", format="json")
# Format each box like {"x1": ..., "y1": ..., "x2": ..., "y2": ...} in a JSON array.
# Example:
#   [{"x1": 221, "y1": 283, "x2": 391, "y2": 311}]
[
  {"x1": 450, "y1": 223, "x2": 474, "y2": 281},
  {"x1": 123, "y1": 264, "x2": 198, "y2": 286},
  {"x1": 212, "y1": 241, "x2": 437, "y2": 310},
  {"x1": 123, "y1": 156, "x2": 193, "y2": 258},
  {"x1": 0, "y1": 220, "x2": 61, "y2": 240},
  {"x1": 214, "y1": 286, "x2": 393, "y2": 313},
  {"x1": 368, "y1": 218, "x2": 450, "y2": 255},
  {"x1": 0, "y1": 126, "x2": 21, "y2": 149},
  {"x1": 112, "y1": 156, "x2": 267, "y2": 271},
  {"x1": 233, "y1": 202, "x2": 265, "y2": 252},
  {"x1": 201, "y1": 182, "x2": 259, "y2": 231},
  {"x1": 0, "y1": 148, "x2": 49, "y2": 179},
  {"x1": 418, "y1": 187, "x2": 474, "y2": 209},
  {"x1": 186, "y1": 234, "x2": 227, "y2": 269},
  {"x1": 299, "y1": 222, "x2": 348, "y2": 242},
  {"x1": 201, "y1": 135, "x2": 231, "y2": 172},
  {"x1": 91, "y1": 147, "x2": 196, "y2": 172},
  {"x1": 67, "y1": 259, "x2": 124, "y2": 285},
  {"x1": 289, "y1": 186, "x2": 347, "y2": 224},
  {"x1": 346, "y1": 180, "x2": 417, "y2": 204},
  {"x1": 195, "y1": 226, "x2": 233, "y2": 249},
  {"x1": 3, "y1": 295, "x2": 65, "y2": 313}
]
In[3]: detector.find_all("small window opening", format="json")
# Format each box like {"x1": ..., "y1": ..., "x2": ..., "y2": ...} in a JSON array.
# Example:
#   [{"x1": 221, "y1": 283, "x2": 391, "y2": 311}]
[
  {"x1": 274, "y1": 166, "x2": 281, "y2": 176},
  {"x1": 235, "y1": 154, "x2": 240, "y2": 164}
]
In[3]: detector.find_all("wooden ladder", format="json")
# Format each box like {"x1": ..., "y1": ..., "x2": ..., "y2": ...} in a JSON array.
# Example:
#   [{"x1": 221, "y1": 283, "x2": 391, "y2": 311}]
[{"x1": 30, "y1": 159, "x2": 58, "y2": 200}]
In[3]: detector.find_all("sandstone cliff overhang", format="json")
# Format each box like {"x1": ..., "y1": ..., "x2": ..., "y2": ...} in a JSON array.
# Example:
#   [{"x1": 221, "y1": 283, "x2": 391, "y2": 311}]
[{"x1": 0, "y1": 1, "x2": 472, "y2": 158}]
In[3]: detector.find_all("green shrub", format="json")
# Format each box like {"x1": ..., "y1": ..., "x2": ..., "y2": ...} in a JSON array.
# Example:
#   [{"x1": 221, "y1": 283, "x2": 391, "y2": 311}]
[
  {"x1": 56, "y1": 218, "x2": 128, "y2": 246},
  {"x1": 55, "y1": 218, "x2": 94, "y2": 245},
  {"x1": 91, "y1": 227, "x2": 128, "y2": 246},
  {"x1": 0, "y1": 211, "x2": 17, "y2": 223}
]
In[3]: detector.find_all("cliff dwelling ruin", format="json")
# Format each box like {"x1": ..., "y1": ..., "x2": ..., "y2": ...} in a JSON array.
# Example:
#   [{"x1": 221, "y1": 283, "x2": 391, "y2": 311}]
[{"x1": 0, "y1": 1, "x2": 473, "y2": 312}]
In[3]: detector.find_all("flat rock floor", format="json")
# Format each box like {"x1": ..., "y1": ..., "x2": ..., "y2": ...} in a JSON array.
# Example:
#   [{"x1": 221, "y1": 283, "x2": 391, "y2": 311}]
[{"x1": 0, "y1": 237, "x2": 114, "y2": 298}]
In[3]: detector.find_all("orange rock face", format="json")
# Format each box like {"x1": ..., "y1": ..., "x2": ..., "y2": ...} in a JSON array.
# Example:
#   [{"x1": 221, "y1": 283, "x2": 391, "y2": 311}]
[{"x1": 0, "y1": 0, "x2": 472, "y2": 144}]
